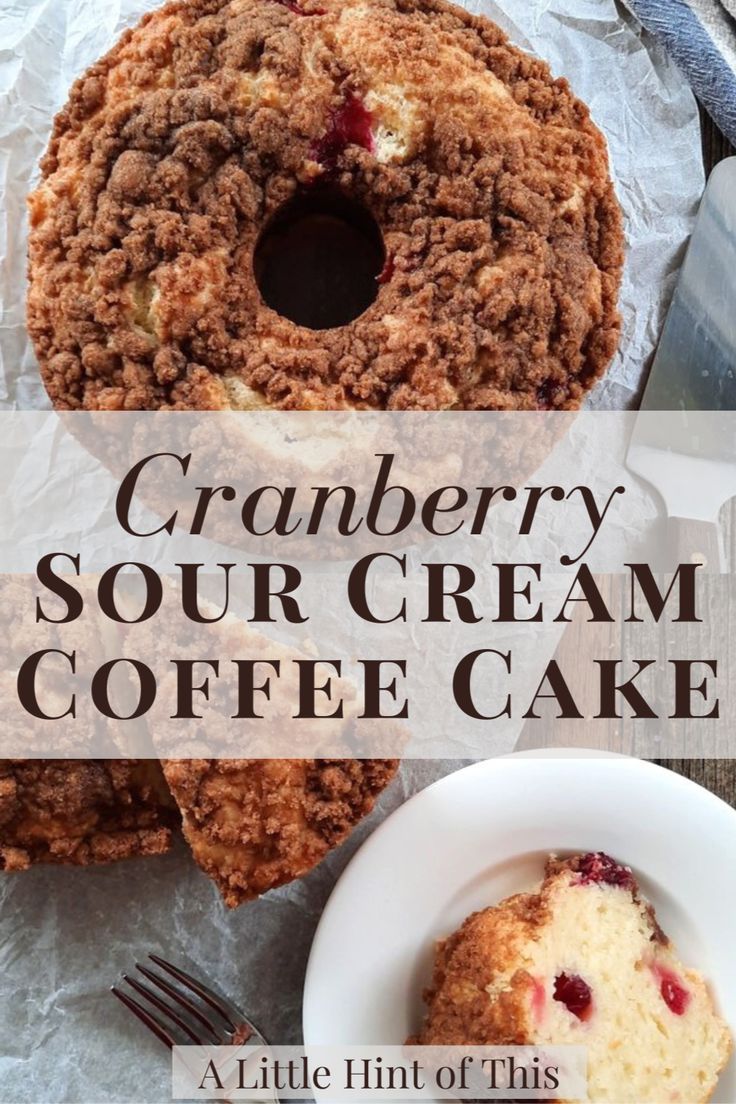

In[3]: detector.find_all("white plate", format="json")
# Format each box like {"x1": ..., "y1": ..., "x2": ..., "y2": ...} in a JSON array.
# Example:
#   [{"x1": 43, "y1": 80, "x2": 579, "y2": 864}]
[{"x1": 303, "y1": 754, "x2": 736, "y2": 1102}]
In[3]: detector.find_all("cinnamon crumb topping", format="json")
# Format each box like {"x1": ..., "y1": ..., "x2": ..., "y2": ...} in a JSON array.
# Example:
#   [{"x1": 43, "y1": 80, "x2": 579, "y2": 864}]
[{"x1": 27, "y1": 0, "x2": 623, "y2": 412}]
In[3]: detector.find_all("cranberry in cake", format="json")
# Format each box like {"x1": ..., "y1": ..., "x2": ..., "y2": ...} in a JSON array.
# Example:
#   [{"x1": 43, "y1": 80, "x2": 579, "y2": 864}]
[{"x1": 412, "y1": 853, "x2": 732, "y2": 1103}]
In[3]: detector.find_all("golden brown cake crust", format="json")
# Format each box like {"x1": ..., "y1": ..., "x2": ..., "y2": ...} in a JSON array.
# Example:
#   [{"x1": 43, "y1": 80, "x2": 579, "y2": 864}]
[
  {"x1": 0, "y1": 759, "x2": 177, "y2": 870},
  {"x1": 410, "y1": 882, "x2": 548, "y2": 1045},
  {"x1": 162, "y1": 757, "x2": 398, "y2": 905},
  {"x1": 0, "y1": 755, "x2": 397, "y2": 897},
  {"x1": 28, "y1": 0, "x2": 623, "y2": 412}
]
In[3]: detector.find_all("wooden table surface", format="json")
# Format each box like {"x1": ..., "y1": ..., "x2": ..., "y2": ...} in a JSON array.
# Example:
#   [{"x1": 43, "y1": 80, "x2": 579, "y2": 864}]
[
  {"x1": 670, "y1": 114, "x2": 735, "y2": 804},
  {"x1": 517, "y1": 110, "x2": 736, "y2": 807}
]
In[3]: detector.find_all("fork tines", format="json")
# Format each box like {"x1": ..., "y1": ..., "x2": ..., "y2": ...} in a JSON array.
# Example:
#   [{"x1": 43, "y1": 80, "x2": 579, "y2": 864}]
[{"x1": 111, "y1": 954, "x2": 247, "y2": 1049}]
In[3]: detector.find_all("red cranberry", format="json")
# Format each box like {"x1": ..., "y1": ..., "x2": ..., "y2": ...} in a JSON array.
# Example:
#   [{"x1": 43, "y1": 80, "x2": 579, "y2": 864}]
[
  {"x1": 377, "y1": 254, "x2": 394, "y2": 285},
  {"x1": 312, "y1": 92, "x2": 374, "y2": 168},
  {"x1": 576, "y1": 852, "x2": 634, "y2": 889},
  {"x1": 553, "y1": 973, "x2": 593, "y2": 1021},
  {"x1": 652, "y1": 965, "x2": 690, "y2": 1016},
  {"x1": 531, "y1": 978, "x2": 546, "y2": 1024}
]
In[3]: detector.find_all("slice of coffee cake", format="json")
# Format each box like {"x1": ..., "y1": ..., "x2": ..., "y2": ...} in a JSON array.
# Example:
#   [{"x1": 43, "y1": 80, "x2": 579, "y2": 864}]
[{"x1": 413, "y1": 852, "x2": 732, "y2": 1102}]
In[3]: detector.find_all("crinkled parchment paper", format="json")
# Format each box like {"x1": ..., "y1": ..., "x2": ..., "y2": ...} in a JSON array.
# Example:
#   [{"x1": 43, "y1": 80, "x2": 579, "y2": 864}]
[{"x1": 0, "y1": 1, "x2": 706, "y2": 1101}]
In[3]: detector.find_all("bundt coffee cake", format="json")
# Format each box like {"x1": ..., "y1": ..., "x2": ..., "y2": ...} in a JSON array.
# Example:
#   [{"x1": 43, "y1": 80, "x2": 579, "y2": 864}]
[{"x1": 27, "y1": 0, "x2": 623, "y2": 411}]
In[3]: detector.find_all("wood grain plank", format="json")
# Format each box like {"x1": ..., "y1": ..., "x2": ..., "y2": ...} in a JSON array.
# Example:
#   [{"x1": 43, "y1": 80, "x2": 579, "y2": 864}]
[{"x1": 675, "y1": 112, "x2": 736, "y2": 803}]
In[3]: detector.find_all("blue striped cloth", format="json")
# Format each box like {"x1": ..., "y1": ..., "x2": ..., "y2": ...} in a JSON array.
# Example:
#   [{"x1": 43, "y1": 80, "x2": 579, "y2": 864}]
[{"x1": 626, "y1": 0, "x2": 736, "y2": 146}]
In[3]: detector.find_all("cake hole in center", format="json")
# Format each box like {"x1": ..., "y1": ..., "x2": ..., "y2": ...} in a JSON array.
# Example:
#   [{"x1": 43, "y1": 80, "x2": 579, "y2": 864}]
[{"x1": 254, "y1": 189, "x2": 385, "y2": 330}]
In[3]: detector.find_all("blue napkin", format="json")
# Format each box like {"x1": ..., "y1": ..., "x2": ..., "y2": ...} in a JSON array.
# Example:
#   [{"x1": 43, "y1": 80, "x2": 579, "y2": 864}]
[{"x1": 626, "y1": 0, "x2": 736, "y2": 146}]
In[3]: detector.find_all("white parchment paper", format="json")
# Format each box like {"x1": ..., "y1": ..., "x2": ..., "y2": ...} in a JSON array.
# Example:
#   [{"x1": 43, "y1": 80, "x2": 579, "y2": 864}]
[{"x1": 0, "y1": 1, "x2": 708, "y2": 1101}]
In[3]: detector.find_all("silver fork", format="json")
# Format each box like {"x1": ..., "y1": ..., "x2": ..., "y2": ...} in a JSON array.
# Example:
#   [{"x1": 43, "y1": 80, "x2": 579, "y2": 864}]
[{"x1": 111, "y1": 953, "x2": 268, "y2": 1050}]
